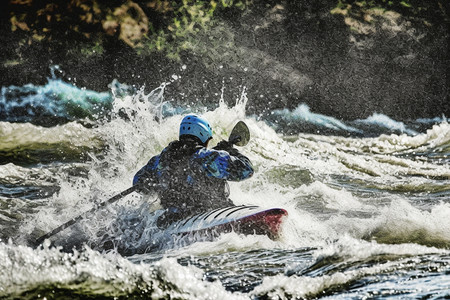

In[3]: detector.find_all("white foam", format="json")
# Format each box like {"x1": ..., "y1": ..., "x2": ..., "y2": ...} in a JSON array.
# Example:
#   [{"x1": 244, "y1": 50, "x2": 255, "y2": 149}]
[
  {"x1": 251, "y1": 236, "x2": 448, "y2": 299},
  {"x1": 0, "y1": 242, "x2": 246, "y2": 299},
  {"x1": 11, "y1": 82, "x2": 448, "y2": 254},
  {"x1": 356, "y1": 112, "x2": 418, "y2": 135}
]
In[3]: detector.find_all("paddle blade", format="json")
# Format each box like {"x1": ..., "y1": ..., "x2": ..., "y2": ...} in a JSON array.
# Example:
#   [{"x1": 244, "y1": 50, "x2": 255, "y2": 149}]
[{"x1": 229, "y1": 121, "x2": 250, "y2": 146}]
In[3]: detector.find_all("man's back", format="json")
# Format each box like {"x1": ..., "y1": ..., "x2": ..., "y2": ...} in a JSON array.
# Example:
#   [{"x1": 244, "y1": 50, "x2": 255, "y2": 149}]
[
  {"x1": 133, "y1": 114, "x2": 253, "y2": 226},
  {"x1": 134, "y1": 139, "x2": 253, "y2": 208}
]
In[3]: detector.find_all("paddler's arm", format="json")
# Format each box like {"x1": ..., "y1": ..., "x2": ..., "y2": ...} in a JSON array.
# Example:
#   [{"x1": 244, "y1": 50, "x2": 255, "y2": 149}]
[
  {"x1": 191, "y1": 146, "x2": 254, "y2": 181},
  {"x1": 132, "y1": 155, "x2": 161, "y2": 193}
]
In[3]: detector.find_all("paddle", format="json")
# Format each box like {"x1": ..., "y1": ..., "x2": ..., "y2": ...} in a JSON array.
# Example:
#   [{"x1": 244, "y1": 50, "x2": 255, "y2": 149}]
[
  {"x1": 35, "y1": 186, "x2": 138, "y2": 245},
  {"x1": 229, "y1": 120, "x2": 250, "y2": 146},
  {"x1": 36, "y1": 121, "x2": 250, "y2": 245}
]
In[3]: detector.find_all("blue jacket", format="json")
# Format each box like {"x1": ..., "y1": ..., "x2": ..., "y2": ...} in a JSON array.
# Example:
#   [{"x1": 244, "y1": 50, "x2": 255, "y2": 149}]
[{"x1": 133, "y1": 139, "x2": 253, "y2": 217}]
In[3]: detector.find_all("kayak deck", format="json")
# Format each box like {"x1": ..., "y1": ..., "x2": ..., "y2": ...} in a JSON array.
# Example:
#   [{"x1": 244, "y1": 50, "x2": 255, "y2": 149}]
[{"x1": 165, "y1": 205, "x2": 288, "y2": 240}]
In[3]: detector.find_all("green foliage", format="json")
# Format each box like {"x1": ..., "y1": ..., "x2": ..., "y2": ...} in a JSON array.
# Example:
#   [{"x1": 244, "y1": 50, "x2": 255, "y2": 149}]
[
  {"x1": 334, "y1": 0, "x2": 449, "y2": 24},
  {"x1": 7, "y1": 0, "x2": 252, "y2": 60},
  {"x1": 7, "y1": 0, "x2": 446, "y2": 62},
  {"x1": 79, "y1": 42, "x2": 104, "y2": 57},
  {"x1": 141, "y1": 0, "x2": 251, "y2": 60}
]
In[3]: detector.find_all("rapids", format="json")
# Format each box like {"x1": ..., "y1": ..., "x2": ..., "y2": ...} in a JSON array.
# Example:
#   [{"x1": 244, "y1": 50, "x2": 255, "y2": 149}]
[{"x1": 0, "y1": 79, "x2": 449, "y2": 299}]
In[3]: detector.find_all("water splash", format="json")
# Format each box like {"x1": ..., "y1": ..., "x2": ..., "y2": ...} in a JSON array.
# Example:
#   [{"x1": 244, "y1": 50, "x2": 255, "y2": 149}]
[
  {"x1": 268, "y1": 103, "x2": 362, "y2": 135},
  {"x1": 354, "y1": 112, "x2": 418, "y2": 135},
  {"x1": 1, "y1": 79, "x2": 450, "y2": 299}
]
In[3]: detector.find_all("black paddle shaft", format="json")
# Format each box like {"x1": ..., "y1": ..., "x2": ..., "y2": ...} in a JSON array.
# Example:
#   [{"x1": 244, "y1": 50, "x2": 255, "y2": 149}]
[{"x1": 35, "y1": 185, "x2": 137, "y2": 245}]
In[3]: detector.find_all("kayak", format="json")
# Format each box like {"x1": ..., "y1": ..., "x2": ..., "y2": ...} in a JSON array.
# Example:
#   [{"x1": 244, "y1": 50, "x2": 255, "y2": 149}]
[{"x1": 164, "y1": 205, "x2": 288, "y2": 240}]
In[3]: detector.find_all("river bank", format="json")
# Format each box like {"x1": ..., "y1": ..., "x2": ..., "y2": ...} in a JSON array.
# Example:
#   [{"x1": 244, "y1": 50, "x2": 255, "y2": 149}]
[{"x1": 1, "y1": 0, "x2": 449, "y2": 120}]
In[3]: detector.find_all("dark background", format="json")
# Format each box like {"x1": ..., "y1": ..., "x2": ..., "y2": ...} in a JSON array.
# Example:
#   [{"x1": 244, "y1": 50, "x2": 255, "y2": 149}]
[{"x1": 1, "y1": 0, "x2": 449, "y2": 120}]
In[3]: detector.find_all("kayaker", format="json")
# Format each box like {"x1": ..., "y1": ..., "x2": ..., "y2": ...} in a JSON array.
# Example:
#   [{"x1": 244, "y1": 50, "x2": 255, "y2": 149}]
[{"x1": 133, "y1": 114, "x2": 254, "y2": 227}]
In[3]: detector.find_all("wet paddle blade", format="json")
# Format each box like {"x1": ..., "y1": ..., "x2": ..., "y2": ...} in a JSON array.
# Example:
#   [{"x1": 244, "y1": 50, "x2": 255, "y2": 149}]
[{"x1": 229, "y1": 121, "x2": 250, "y2": 146}]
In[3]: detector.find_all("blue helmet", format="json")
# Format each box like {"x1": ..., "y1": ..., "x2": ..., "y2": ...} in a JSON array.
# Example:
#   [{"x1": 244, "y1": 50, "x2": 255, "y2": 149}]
[{"x1": 179, "y1": 114, "x2": 213, "y2": 144}]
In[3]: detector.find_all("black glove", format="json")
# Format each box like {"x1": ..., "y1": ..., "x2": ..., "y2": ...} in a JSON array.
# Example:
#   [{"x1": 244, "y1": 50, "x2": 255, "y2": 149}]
[
  {"x1": 214, "y1": 140, "x2": 234, "y2": 151},
  {"x1": 135, "y1": 177, "x2": 156, "y2": 194},
  {"x1": 214, "y1": 140, "x2": 239, "y2": 156}
]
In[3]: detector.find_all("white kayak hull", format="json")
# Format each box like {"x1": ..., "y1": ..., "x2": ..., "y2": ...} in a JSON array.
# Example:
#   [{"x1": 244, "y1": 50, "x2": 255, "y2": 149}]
[{"x1": 165, "y1": 205, "x2": 288, "y2": 240}]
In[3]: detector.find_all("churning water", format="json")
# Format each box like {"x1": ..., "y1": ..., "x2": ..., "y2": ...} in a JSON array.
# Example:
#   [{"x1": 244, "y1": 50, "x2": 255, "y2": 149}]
[{"x1": 0, "y1": 77, "x2": 449, "y2": 299}]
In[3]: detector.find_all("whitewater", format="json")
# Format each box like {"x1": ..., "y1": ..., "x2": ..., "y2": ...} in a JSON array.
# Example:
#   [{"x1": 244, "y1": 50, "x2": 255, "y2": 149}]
[{"x1": 0, "y1": 78, "x2": 449, "y2": 299}]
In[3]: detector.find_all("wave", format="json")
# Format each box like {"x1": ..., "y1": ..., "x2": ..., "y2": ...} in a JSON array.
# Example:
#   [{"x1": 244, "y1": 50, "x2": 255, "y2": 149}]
[
  {"x1": 264, "y1": 103, "x2": 448, "y2": 137},
  {"x1": 0, "y1": 121, "x2": 104, "y2": 165},
  {"x1": 353, "y1": 112, "x2": 418, "y2": 135},
  {"x1": 0, "y1": 78, "x2": 113, "y2": 126},
  {"x1": 254, "y1": 237, "x2": 449, "y2": 299},
  {"x1": 2, "y1": 77, "x2": 447, "y2": 138},
  {"x1": 368, "y1": 200, "x2": 450, "y2": 248},
  {"x1": 2, "y1": 79, "x2": 449, "y2": 253},
  {"x1": 0, "y1": 242, "x2": 242, "y2": 299},
  {"x1": 267, "y1": 104, "x2": 363, "y2": 135},
  {"x1": 1, "y1": 237, "x2": 448, "y2": 299}
]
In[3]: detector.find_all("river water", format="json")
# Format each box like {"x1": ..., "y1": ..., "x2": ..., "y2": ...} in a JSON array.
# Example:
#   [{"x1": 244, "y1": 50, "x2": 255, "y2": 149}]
[{"x1": 0, "y1": 77, "x2": 449, "y2": 299}]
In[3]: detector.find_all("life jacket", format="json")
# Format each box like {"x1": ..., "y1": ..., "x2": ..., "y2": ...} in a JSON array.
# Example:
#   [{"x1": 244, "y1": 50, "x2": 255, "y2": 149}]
[{"x1": 156, "y1": 140, "x2": 232, "y2": 216}]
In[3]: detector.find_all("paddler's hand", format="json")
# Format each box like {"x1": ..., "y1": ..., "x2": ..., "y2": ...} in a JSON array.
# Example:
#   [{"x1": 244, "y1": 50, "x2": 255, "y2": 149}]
[
  {"x1": 135, "y1": 178, "x2": 155, "y2": 194},
  {"x1": 214, "y1": 140, "x2": 239, "y2": 155},
  {"x1": 214, "y1": 140, "x2": 233, "y2": 150}
]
